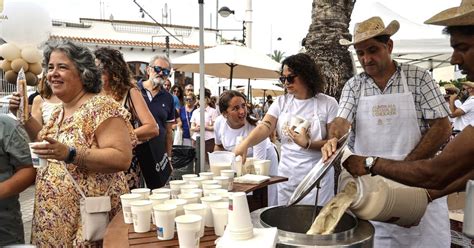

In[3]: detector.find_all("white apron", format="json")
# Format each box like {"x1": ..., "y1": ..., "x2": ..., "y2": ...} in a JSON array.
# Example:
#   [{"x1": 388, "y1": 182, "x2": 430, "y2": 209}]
[
  {"x1": 277, "y1": 95, "x2": 334, "y2": 206},
  {"x1": 354, "y1": 71, "x2": 450, "y2": 247}
]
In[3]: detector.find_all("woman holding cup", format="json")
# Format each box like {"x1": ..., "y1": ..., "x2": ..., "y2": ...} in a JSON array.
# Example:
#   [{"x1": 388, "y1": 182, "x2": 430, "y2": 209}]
[
  {"x1": 234, "y1": 53, "x2": 338, "y2": 206},
  {"x1": 214, "y1": 90, "x2": 279, "y2": 206}
]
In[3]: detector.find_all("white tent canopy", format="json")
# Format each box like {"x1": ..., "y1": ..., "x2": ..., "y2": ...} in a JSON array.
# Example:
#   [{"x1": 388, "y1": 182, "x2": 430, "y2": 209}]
[{"x1": 349, "y1": 2, "x2": 453, "y2": 71}]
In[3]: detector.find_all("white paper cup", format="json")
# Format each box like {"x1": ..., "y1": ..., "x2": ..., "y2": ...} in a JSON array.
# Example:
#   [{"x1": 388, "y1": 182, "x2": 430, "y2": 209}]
[
  {"x1": 28, "y1": 141, "x2": 48, "y2": 169},
  {"x1": 253, "y1": 160, "x2": 271, "y2": 176},
  {"x1": 220, "y1": 170, "x2": 235, "y2": 191},
  {"x1": 169, "y1": 180, "x2": 186, "y2": 197},
  {"x1": 211, "y1": 201, "x2": 229, "y2": 236},
  {"x1": 213, "y1": 176, "x2": 230, "y2": 191},
  {"x1": 178, "y1": 193, "x2": 200, "y2": 204},
  {"x1": 210, "y1": 189, "x2": 232, "y2": 202},
  {"x1": 183, "y1": 203, "x2": 207, "y2": 238},
  {"x1": 294, "y1": 119, "x2": 310, "y2": 134},
  {"x1": 130, "y1": 200, "x2": 153, "y2": 233},
  {"x1": 120, "y1": 193, "x2": 142, "y2": 224},
  {"x1": 202, "y1": 184, "x2": 222, "y2": 196},
  {"x1": 175, "y1": 214, "x2": 202, "y2": 248},
  {"x1": 152, "y1": 188, "x2": 172, "y2": 197},
  {"x1": 165, "y1": 199, "x2": 188, "y2": 217},
  {"x1": 201, "y1": 180, "x2": 219, "y2": 186},
  {"x1": 149, "y1": 193, "x2": 170, "y2": 224},
  {"x1": 227, "y1": 192, "x2": 253, "y2": 240},
  {"x1": 182, "y1": 174, "x2": 198, "y2": 183},
  {"x1": 131, "y1": 188, "x2": 151, "y2": 200},
  {"x1": 199, "y1": 172, "x2": 214, "y2": 180},
  {"x1": 187, "y1": 188, "x2": 203, "y2": 197},
  {"x1": 200, "y1": 195, "x2": 222, "y2": 227},
  {"x1": 153, "y1": 204, "x2": 177, "y2": 240},
  {"x1": 189, "y1": 177, "x2": 205, "y2": 188},
  {"x1": 289, "y1": 115, "x2": 304, "y2": 129},
  {"x1": 180, "y1": 184, "x2": 199, "y2": 194}
]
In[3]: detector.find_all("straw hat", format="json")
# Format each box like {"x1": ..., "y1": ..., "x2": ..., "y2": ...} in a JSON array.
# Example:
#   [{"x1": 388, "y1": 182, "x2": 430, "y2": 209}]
[
  {"x1": 461, "y1": 81, "x2": 474, "y2": 88},
  {"x1": 443, "y1": 83, "x2": 460, "y2": 94},
  {"x1": 339, "y1": 16, "x2": 400, "y2": 46},
  {"x1": 424, "y1": 0, "x2": 474, "y2": 26}
]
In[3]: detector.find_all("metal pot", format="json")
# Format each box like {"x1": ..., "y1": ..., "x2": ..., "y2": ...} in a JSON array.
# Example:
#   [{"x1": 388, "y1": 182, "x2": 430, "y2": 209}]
[{"x1": 251, "y1": 205, "x2": 374, "y2": 247}]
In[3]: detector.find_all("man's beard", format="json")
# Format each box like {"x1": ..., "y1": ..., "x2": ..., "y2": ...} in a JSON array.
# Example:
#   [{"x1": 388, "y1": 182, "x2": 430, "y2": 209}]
[{"x1": 152, "y1": 76, "x2": 165, "y2": 89}]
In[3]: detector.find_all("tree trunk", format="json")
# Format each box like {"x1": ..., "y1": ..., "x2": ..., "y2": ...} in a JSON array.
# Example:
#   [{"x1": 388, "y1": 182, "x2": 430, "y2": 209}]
[{"x1": 305, "y1": 0, "x2": 356, "y2": 100}]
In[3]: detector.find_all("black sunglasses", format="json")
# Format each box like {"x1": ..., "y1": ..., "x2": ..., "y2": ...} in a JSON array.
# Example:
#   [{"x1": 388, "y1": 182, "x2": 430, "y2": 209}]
[
  {"x1": 279, "y1": 74, "x2": 297, "y2": 84},
  {"x1": 152, "y1": 66, "x2": 171, "y2": 77}
]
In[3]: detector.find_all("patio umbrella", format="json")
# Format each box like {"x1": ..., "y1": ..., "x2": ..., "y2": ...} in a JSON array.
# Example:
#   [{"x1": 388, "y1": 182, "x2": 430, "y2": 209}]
[{"x1": 173, "y1": 44, "x2": 281, "y2": 88}]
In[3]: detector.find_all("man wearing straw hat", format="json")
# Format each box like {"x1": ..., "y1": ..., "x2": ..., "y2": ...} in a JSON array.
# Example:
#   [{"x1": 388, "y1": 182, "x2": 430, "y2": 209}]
[
  {"x1": 322, "y1": 16, "x2": 452, "y2": 246},
  {"x1": 339, "y1": 0, "x2": 474, "y2": 239}
]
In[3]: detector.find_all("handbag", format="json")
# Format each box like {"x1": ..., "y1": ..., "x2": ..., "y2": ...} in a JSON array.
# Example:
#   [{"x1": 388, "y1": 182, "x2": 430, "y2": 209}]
[
  {"x1": 135, "y1": 136, "x2": 172, "y2": 189},
  {"x1": 173, "y1": 126, "x2": 183, "y2": 146},
  {"x1": 63, "y1": 162, "x2": 112, "y2": 242}
]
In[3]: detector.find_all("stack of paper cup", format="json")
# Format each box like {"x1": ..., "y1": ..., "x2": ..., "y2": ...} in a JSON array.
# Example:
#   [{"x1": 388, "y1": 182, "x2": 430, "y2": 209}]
[
  {"x1": 227, "y1": 192, "x2": 253, "y2": 240},
  {"x1": 199, "y1": 172, "x2": 214, "y2": 180},
  {"x1": 220, "y1": 170, "x2": 235, "y2": 190},
  {"x1": 131, "y1": 188, "x2": 151, "y2": 199},
  {"x1": 211, "y1": 201, "x2": 229, "y2": 236},
  {"x1": 169, "y1": 180, "x2": 186, "y2": 198},
  {"x1": 183, "y1": 203, "x2": 207, "y2": 237},
  {"x1": 200, "y1": 195, "x2": 222, "y2": 227},
  {"x1": 149, "y1": 193, "x2": 170, "y2": 224},
  {"x1": 120, "y1": 193, "x2": 142, "y2": 224},
  {"x1": 294, "y1": 119, "x2": 310, "y2": 134},
  {"x1": 28, "y1": 141, "x2": 49, "y2": 169},
  {"x1": 130, "y1": 200, "x2": 153, "y2": 233},
  {"x1": 178, "y1": 193, "x2": 200, "y2": 204},
  {"x1": 182, "y1": 174, "x2": 198, "y2": 183},
  {"x1": 253, "y1": 160, "x2": 271, "y2": 176},
  {"x1": 213, "y1": 176, "x2": 230, "y2": 190},
  {"x1": 165, "y1": 199, "x2": 188, "y2": 216},
  {"x1": 202, "y1": 184, "x2": 221, "y2": 196},
  {"x1": 175, "y1": 214, "x2": 202, "y2": 248},
  {"x1": 153, "y1": 204, "x2": 177, "y2": 240},
  {"x1": 152, "y1": 188, "x2": 172, "y2": 198}
]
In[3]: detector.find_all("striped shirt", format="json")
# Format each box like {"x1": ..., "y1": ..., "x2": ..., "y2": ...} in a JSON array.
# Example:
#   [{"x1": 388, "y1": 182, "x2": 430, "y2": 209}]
[{"x1": 337, "y1": 62, "x2": 450, "y2": 148}]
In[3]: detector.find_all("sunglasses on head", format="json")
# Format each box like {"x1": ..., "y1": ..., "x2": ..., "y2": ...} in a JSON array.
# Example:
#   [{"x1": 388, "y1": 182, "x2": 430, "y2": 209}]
[
  {"x1": 279, "y1": 74, "x2": 297, "y2": 84},
  {"x1": 152, "y1": 66, "x2": 171, "y2": 77}
]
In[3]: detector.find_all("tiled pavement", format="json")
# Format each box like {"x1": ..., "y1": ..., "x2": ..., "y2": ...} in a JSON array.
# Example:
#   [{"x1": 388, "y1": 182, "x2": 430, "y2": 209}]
[{"x1": 19, "y1": 185, "x2": 35, "y2": 244}]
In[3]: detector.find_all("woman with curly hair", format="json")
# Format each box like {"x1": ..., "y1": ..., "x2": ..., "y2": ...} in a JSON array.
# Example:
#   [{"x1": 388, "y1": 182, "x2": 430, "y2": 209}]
[
  {"x1": 235, "y1": 53, "x2": 338, "y2": 205},
  {"x1": 94, "y1": 47, "x2": 159, "y2": 189},
  {"x1": 171, "y1": 84, "x2": 184, "y2": 107}
]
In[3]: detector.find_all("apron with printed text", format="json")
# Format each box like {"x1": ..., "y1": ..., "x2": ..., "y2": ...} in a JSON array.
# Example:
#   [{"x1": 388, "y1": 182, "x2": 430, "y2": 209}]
[
  {"x1": 276, "y1": 95, "x2": 334, "y2": 206},
  {"x1": 354, "y1": 71, "x2": 450, "y2": 247}
]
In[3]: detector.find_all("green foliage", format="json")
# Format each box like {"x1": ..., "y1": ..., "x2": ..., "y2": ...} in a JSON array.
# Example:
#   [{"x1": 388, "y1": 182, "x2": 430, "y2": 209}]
[
  {"x1": 439, "y1": 78, "x2": 467, "y2": 90},
  {"x1": 268, "y1": 50, "x2": 285, "y2": 63}
]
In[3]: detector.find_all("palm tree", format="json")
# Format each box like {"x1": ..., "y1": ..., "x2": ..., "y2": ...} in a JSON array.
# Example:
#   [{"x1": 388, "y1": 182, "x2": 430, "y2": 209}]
[
  {"x1": 269, "y1": 50, "x2": 285, "y2": 63},
  {"x1": 305, "y1": 0, "x2": 356, "y2": 100}
]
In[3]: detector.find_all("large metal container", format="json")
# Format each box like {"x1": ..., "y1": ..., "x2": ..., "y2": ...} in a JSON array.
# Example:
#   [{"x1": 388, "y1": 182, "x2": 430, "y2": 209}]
[{"x1": 251, "y1": 205, "x2": 374, "y2": 247}]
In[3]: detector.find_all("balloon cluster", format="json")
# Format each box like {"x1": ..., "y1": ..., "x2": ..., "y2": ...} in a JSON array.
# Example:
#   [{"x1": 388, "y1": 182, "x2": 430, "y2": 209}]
[
  {"x1": 0, "y1": 44, "x2": 43, "y2": 85},
  {"x1": 0, "y1": 0, "x2": 52, "y2": 85}
]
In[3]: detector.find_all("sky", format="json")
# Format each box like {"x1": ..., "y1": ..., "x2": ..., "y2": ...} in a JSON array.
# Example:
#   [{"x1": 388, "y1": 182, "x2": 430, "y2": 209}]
[{"x1": 39, "y1": 0, "x2": 459, "y2": 56}]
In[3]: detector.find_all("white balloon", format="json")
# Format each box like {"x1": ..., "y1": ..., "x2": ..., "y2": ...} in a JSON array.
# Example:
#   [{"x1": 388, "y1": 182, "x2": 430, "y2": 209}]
[
  {"x1": 0, "y1": 0, "x2": 52, "y2": 47},
  {"x1": 0, "y1": 43, "x2": 21, "y2": 60},
  {"x1": 21, "y1": 46, "x2": 43, "y2": 63}
]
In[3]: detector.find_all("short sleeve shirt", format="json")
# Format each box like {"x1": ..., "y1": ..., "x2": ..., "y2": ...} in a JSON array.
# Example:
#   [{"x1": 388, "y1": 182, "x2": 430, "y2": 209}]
[
  {"x1": 454, "y1": 96, "x2": 474, "y2": 131},
  {"x1": 337, "y1": 63, "x2": 450, "y2": 147},
  {"x1": 190, "y1": 106, "x2": 218, "y2": 141}
]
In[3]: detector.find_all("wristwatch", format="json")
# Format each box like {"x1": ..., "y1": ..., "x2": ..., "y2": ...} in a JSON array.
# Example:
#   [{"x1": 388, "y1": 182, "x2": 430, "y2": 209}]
[
  {"x1": 65, "y1": 146, "x2": 77, "y2": 164},
  {"x1": 365, "y1": 156, "x2": 378, "y2": 176}
]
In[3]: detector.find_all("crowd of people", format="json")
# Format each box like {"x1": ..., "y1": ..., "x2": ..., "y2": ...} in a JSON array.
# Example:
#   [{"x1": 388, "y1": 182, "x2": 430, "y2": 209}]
[{"x1": 0, "y1": 0, "x2": 473, "y2": 246}]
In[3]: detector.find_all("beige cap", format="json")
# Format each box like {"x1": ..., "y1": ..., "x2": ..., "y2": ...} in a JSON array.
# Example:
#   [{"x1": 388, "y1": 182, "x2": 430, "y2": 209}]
[
  {"x1": 340, "y1": 16, "x2": 399, "y2": 46},
  {"x1": 424, "y1": 0, "x2": 474, "y2": 26}
]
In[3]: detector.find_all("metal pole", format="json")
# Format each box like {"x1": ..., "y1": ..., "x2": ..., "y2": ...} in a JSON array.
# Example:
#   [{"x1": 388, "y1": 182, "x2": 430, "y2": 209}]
[
  {"x1": 198, "y1": 0, "x2": 206, "y2": 172},
  {"x1": 245, "y1": 0, "x2": 253, "y2": 48}
]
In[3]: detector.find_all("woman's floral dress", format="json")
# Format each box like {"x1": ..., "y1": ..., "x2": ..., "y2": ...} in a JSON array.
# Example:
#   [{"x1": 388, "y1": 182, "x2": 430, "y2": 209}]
[{"x1": 31, "y1": 95, "x2": 137, "y2": 247}]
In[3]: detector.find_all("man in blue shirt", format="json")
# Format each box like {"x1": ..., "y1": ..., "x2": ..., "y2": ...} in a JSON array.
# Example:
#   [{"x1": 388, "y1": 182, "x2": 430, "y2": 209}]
[{"x1": 136, "y1": 55, "x2": 175, "y2": 188}]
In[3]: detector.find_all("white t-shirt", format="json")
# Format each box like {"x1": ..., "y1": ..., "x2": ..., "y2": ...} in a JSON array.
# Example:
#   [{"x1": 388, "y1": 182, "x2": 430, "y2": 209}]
[
  {"x1": 214, "y1": 117, "x2": 275, "y2": 161},
  {"x1": 453, "y1": 96, "x2": 474, "y2": 131},
  {"x1": 190, "y1": 106, "x2": 219, "y2": 141}
]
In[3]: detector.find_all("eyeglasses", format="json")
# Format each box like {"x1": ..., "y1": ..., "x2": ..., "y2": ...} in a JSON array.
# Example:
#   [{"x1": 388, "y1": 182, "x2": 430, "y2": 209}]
[
  {"x1": 184, "y1": 98, "x2": 194, "y2": 102},
  {"x1": 279, "y1": 74, "x2": 297, "y2": 84},
  {"x1": 152, "y1": 66, "x2": 171, "y2": 77}
]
